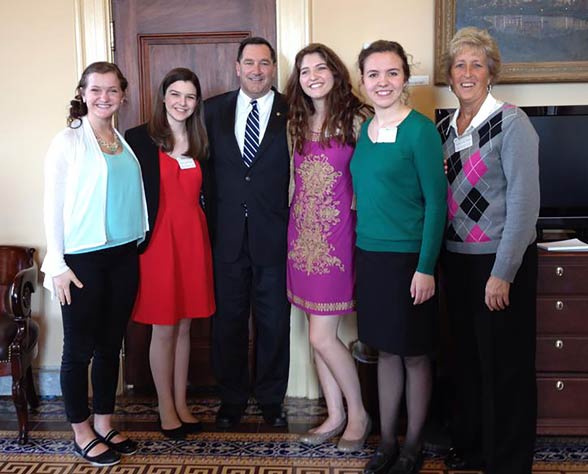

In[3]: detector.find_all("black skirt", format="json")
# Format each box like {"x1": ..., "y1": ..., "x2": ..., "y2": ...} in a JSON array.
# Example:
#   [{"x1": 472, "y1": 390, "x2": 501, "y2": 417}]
[{"x1": 355, "y1": 247, "x2": 437, "y2": 356}]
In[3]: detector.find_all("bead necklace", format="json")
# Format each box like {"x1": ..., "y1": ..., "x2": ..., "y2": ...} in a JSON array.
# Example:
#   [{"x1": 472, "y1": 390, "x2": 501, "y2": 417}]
[{"x1": 95, "y1": 132, "x2": 121, "y2": 153}]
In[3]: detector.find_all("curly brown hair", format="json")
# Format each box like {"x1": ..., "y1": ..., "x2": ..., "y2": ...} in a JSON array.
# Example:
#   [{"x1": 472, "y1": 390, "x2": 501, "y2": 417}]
[{"x1": 284, "y1": 43, "x2": 368, "y2": 153}]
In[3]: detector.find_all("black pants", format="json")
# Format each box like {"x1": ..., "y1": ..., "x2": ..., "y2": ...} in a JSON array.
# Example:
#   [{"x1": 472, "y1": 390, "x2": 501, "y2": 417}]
[
  {"x1": 61, "y1": 242, "x2": 138, "y2": 423},
  {"x1": 212, "y1": 228, "x2": 291, "y2": 408},
  {"x1": 441, "y1": 245, "x2": 537, "y2": 474}
]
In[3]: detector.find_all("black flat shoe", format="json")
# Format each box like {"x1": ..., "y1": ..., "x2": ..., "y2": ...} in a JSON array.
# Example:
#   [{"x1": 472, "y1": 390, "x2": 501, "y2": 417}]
[
  {"x1": 364, "y1": 445, "x2": 398, "y2": 474},
  {"x1": 73, "y1": 438, "x2": 121, "y2": 467},
  {"x1": 96, "y1": 429, "x2": 138, "y2": 455},
  {"x1": 159, "y1": 423, "x2": 186, "y2": 439},
  {"x1": 182, "y1": 420, "x2": 203, "y2": 434}
]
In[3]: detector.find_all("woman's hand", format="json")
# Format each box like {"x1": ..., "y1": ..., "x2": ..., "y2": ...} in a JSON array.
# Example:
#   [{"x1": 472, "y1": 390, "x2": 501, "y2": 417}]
[
  {"x1": 485, "y1": 276, "x2": 510, "y2": 311},
  {"x1": 53, "y1": 269, "x2": 84, "y2": 305},
  {"x1": 410, "y1": 272, "x2": 435, "y2": 305}
]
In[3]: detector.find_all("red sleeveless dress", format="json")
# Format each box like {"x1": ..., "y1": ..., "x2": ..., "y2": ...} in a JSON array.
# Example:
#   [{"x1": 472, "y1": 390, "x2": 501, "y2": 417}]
[{"x1": 132, "y1": 150, "x2": 215, "y2": 324}]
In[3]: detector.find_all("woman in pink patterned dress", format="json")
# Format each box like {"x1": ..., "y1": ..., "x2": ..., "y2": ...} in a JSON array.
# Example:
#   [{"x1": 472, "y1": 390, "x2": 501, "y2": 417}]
[{"x1": 284, "y1": 43, "x2": 371, "y2": 451}]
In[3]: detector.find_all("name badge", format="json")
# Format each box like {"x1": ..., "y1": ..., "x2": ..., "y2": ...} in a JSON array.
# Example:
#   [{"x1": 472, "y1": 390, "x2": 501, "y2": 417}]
[
  {"x1": 177, "y1": 156, "x2": 196, "y2": 169},
  {"x1": 377, "y1": 127, "x2": 397, "y2": 143},
  {"x1": 453, "y1": 135, "x2": 473, "y2": 152}
]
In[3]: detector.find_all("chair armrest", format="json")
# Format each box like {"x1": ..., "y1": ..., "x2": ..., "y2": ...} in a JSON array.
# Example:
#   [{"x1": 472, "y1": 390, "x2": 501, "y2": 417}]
[{"x1": 9, "y1": 261, "x2": 38, "y2": 321}]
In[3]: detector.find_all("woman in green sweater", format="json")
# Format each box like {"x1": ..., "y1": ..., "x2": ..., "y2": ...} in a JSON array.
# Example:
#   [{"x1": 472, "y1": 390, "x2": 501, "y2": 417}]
[{"x1": 350, "y1": 41, "x2": 446, "y2": 474}]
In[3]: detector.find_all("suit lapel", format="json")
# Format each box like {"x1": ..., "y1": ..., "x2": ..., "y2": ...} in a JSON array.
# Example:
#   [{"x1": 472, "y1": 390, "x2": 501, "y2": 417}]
[
  {"x1": 220, "y1": 92, "x2": 243, "y2": 163},
  {"x1": 252, "y1": 92, "x2": 286, "y2": 166}
]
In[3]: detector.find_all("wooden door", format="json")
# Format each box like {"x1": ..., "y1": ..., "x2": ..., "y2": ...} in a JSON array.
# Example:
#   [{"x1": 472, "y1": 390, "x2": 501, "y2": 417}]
[{"x1": 113, "y1": 0, "x2": 276, "y2": 392}]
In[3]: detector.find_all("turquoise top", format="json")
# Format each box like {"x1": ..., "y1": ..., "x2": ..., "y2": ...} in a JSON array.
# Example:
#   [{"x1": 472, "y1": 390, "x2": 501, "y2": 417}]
[
  {"x1": 350, "y1": 110, "x2": 447, "y2": 274},
  {"x1": 71, "y1": 147, "x2": 145, "y2": 254}
]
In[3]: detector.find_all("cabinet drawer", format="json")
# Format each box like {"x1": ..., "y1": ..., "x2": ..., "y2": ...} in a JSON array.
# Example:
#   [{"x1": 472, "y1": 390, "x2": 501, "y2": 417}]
[
  {"x1": 537, "y1": 376, "x2": 588, "y2": 419},
  {"x1": 538, "y1": 260, "x2": 588, "y2": 294},
  {"x1": 537, "y1": 297, "x2": 588, "y2": 334},
  {"x1": 536, "y1": 337, "x2": 588, "y2": 372}
]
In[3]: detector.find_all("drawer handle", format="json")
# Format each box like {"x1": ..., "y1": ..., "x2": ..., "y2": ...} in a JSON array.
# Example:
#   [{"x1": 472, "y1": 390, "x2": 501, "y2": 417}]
[
  {"x1": 556, "y1": 266, "x2": 564, "y2": 277},
  {"x1": 555, "y1": 300, "x2": 564, "y2": 311},
  {"x1": 555, "y1": 340, "x2": 564, "y2": 349},
  {"x1": 556, "y1": 381, "x2": 565, "y2": 391}
]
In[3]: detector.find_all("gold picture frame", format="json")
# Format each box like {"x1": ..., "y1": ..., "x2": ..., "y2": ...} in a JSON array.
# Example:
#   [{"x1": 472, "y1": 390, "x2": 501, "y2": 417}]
[{"x1": 434, "y1": 0, "x2": 588, "y2": 84}]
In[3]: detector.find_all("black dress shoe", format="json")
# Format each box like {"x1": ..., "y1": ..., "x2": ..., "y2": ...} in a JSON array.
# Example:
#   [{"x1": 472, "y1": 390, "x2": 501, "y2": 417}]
[
  {"x1": 216, "y1": 404, "x2": 244, "y2": 429},
  {"x1": 216, "y1": 413, "x2": 242, "y2": 429},
  {"x1": 364, "y1": 445, "x2": 398, "y2": 474},
  {"x1": 389, "y1": 449, "x2": 423, "y2": 474},
  {"x1": 263, "y1": 411, "x2": 287, "y2": 427},
  {"x1": 445, "y1": 448, "x2": 485, "y2": 470},
  {"x1": 261, "y1": 404, "x2": 287, "y2": 427},
  {"x1": 182, "y1": 420, "x2": 203, "y2": 434}
]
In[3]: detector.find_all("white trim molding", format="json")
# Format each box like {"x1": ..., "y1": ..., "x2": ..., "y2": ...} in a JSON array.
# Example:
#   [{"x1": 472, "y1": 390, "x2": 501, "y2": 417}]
[
  {"x1": 276, "y1": 0, "x2": 311, "y2": 91},
  {"x1": 73, "y1": 0, "x2": 113, "y2": 77}
]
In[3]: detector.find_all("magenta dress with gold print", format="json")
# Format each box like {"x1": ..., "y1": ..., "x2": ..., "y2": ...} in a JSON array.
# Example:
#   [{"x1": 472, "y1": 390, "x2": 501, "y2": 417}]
[{"x1": 287, "y1": 139, "x2": 356, "y2": 316}]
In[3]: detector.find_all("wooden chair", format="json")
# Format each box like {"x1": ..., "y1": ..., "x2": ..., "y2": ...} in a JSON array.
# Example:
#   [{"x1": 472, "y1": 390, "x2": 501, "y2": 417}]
[{"x1": 0, "y1": 246, "x2": 40, "y2": 444}]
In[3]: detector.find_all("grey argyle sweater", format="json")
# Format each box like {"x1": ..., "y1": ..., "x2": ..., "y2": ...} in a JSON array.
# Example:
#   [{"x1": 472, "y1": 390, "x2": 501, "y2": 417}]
[{"x1": 437, "y1": 103, "x2": 540, "y2": 282}]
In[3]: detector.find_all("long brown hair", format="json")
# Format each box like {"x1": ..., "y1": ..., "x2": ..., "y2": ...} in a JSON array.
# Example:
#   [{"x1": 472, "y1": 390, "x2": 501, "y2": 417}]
[
  {"x1": 148, "y1": 68, "x2": 208, "y2": 161},
  {"x1": 68, "y1": 61, "x2": 128, "y2": 127},
  {"x1": 284, "y1": 43, "x2": 368, "y2": 153}
]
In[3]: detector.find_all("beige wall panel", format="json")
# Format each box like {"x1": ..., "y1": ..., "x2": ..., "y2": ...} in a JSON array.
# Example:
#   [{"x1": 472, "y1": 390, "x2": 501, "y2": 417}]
[
  {"x1": 0, "y1": 0, "x2": 77, "y2": 368},
  {"x1": 311, "y1": 0, "x2": 588, "y2": 119}
]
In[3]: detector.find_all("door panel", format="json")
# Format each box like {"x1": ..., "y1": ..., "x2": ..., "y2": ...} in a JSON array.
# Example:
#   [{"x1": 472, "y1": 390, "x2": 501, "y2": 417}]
[
  {"x1": 137, "y1": 33, "x2": 249, "y2": 122},
  {"x1": 113, "y1": 0, "x2": 276, "y2": 392}
]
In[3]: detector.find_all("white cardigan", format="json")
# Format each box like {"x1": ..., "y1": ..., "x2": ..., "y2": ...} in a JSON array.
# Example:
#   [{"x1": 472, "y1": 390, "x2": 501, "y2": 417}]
[{"x1": 41, "y1": 117, "x2": 149, "y2": 293}]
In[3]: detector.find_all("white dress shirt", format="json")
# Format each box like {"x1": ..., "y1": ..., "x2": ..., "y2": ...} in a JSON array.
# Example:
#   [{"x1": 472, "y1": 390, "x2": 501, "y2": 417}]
[
  {"x1": 449, "y1": 93, "x2": 503, "y2": 136},
  {"x1": 234, "y1": 89, "x2": 275, "y2": 156}
]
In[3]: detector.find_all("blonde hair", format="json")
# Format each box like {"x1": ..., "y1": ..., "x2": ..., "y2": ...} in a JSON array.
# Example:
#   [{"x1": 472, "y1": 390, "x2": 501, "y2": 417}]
[{"x1": 443, "y1": 27, "x2": 501, "y2": 84}]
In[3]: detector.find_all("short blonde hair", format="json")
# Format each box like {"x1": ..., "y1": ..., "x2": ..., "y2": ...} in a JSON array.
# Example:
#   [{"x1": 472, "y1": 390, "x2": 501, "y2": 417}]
[{"x1": 443, "y1": 27, "x2": 501, "y2": 84}]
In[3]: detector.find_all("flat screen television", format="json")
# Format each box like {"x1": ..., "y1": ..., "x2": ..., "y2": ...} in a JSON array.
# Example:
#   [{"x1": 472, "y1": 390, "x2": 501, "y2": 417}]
[{"x1": 435, "y1": 105, "x2": 588, "y2": 241}]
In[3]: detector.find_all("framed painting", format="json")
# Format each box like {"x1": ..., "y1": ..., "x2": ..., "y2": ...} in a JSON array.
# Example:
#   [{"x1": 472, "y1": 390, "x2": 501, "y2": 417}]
[{"x1": 434, "y1": 0, "x2": 588, "y2": 84}]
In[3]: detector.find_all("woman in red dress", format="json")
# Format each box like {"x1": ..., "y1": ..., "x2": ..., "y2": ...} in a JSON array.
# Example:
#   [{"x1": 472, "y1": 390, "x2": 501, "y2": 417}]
[{"x1": 125, "y1": 68, "x2": 215, "y2": 438}]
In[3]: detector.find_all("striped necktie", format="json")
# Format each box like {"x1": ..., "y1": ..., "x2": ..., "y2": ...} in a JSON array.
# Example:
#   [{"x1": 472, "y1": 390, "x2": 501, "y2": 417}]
[{"x1": 243, "y1": 99, "x2": 259, "y2": 167}]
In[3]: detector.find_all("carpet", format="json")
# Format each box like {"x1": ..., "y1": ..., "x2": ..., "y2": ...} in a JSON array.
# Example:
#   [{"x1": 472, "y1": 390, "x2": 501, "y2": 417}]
[
  {"x1": 1, "y1": 430, "x2": 588, "y2": 473},
  {"x1": 0, "y1": 397, "x2": 587, "y2": 473}
]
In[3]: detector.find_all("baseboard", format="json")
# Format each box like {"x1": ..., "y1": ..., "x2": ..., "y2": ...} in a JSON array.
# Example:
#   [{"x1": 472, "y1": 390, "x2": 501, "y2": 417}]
[
  {"x1": 0, "y1": 368, "x2": 62, "y2": 397},
  {"x1": 0, "y1": 361, "x2": 125, "y2": 398}
]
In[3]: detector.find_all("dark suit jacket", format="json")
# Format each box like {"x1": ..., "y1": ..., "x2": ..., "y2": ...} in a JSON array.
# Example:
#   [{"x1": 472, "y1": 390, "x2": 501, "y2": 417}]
[
  {"x1": 124, "y1": 123, "x2": 210, "y2": 253},
  {"x1": 204, "y1": 89, "x2": 289, "y2": 266}
]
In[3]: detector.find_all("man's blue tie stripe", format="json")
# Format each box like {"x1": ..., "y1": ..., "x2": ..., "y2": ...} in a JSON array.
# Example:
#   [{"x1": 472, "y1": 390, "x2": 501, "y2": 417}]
[{"x1": 243, "y1": 99, "x2": 259, "y2": 167}]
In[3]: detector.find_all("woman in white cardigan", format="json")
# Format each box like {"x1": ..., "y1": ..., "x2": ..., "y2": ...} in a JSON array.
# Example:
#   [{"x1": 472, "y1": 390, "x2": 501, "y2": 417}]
[{"x1": 42, "y1": 62, "x2": 148, "y2": 467}]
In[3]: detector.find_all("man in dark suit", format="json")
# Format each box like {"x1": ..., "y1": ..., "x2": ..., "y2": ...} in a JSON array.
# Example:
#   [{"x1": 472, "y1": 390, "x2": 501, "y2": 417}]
[{"x1": 204, "y1": 37, "x2": 290, "y2": 429}]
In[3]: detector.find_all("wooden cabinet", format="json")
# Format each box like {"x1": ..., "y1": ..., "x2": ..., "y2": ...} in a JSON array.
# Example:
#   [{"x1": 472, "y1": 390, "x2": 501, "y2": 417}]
[{"x1": 536, "y1": 250, "x2": 588, "y2": 434}]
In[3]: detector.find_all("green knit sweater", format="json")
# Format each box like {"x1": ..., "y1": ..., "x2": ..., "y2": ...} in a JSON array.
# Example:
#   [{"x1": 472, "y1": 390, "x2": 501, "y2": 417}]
[{"x1": 350, "y1": 110, "x2": 447, "y2": 274}]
